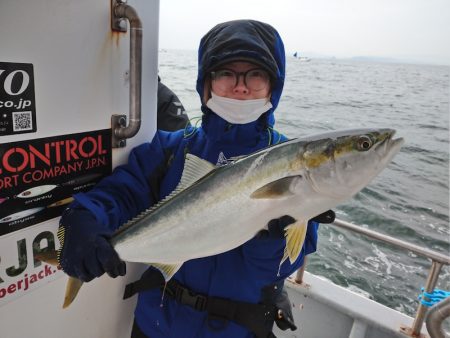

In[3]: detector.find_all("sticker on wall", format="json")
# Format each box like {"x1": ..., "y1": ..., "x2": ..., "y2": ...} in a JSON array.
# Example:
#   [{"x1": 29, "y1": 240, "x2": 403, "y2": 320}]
[
  {"x1": 0, "y1": 62, "x2": 37, "y2": 136},
  {"x1": 0, "y1": 129, "x2": 112, "y2": 236},
  {"x1": 0, "y1": 220, "x2": 64, "y2": 307}
]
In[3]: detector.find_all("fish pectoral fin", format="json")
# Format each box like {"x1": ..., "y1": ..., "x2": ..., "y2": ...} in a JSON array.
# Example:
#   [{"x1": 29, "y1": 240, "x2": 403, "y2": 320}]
[
  {"x1": 63, "y1": 277, "x2": 84, "y2": 309},
  {"x1": 150, "y1": 263, "x2": 183, "y2": 281},
  {"x1": 35, "y1": 250, "x2": 59, "y2": 266},
  {"x1": 250, "y1": 176, "x2": 302, "y2": 199},
  {"x1": 284, "y1": 220, "x2": 308, "y2": 264}
]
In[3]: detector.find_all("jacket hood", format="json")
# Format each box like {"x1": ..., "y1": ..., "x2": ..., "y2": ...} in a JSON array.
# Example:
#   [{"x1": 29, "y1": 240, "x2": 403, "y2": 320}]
[{"x1": 196, "y1": 20, "x2": 286, "y2": 131}]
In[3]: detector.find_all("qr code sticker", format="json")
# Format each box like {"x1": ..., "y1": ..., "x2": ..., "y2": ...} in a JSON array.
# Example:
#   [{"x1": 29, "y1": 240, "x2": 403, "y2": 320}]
[{"x1": 12, "y1": 111, "x2": 33, "y2": 132}]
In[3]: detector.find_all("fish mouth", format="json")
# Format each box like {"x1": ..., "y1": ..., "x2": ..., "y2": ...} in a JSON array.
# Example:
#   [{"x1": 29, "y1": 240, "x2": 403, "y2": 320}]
[
  {"x1": 375, "y1": 130, "x2": 404, "y2": 164},
  {"x1": 390, "y1": 133, "x2": 404, "y2": 151}
]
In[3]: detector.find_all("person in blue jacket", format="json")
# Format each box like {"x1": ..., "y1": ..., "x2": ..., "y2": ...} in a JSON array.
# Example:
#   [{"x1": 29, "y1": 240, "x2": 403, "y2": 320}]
[{"x1": 58, "y1": 19, "x2": 333, "y2": 338}]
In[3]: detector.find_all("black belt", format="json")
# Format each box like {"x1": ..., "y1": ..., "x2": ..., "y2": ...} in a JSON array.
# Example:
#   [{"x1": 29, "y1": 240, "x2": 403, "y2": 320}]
[{"x1": 124, "y1": 269, "x2": 277, "y2": 338}]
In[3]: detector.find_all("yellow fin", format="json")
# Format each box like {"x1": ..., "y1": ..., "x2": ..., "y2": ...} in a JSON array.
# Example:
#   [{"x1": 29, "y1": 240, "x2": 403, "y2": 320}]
[
  {"x1": 35, "y1": 250, "x2": 83, "y2": 309},
  {"x1": 63, "y1": 277, "x2": 84, "y2": 309},
  {"x1": 284, "y1": 220, "x2": 308, "y2": 264},
  {"x1": 250, "y1": 176, "x2": 302, "y2": 199},
  {"x1": 150, "y1": 263, "x2": 183, "y2": 281}
]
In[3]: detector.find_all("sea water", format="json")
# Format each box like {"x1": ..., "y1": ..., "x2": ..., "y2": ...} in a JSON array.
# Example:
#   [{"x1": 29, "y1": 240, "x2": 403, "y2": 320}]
[{"x1": 158, "y1": 49, "x2": 449, "y2": 317}]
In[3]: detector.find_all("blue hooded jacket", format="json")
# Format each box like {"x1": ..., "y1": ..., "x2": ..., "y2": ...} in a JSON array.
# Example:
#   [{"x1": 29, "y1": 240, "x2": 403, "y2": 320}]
[{"x1": 70, "y1": 20, "x2": 318, "y2": 338}]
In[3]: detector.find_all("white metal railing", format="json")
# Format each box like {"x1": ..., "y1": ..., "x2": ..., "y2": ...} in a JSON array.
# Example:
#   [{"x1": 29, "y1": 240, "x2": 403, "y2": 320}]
[{"x1": 294, "y1": 218, "x2": 450, "y2": 337}]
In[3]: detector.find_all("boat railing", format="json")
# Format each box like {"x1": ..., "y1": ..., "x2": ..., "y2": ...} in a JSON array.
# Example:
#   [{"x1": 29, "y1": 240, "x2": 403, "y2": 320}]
[{"x1": 294, "y1": 218, "x2": 450, "y2": 337}]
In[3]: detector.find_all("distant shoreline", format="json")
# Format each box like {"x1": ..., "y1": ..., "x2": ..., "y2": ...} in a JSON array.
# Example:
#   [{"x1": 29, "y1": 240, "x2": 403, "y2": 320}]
[{"x1": 158, "y1": 48, "x2": 450, "y2": 67}]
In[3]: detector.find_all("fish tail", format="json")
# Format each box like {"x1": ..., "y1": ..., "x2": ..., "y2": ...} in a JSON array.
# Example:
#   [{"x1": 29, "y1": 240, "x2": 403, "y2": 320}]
[
  {"x1": 63, "y1": 277, "x2": 84, "y2": 309},
  {"x1": 34, "y1": 250, "x2": 60, "y2": 266},
  {"x1": 35, "y1": 249, "x2": 83, "y2": 309}
]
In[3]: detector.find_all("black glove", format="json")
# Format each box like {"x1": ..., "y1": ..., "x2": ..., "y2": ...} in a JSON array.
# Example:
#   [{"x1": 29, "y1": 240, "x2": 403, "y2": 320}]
[
  {"x1": 58, "y1": 208, "x2": 126, "y2": 282},
  {"x1": 256, "y1": 210, "x2": 335, "y2": 240},
  {"x1": 256, "y1": 215, "x2": 297, "y2": 239},
  {"x1": 310, "y1": 209, "x2": 335, "y2": 224},
  {"x1": 274, "y1": 287, "x2": 297, "y2": 331},
  {"x1": 261, "y1": 281, "x2": 297, "y2": 331}
]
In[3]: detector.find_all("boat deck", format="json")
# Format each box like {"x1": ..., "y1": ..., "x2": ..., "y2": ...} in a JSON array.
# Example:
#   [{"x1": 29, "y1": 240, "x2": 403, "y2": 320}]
[
  {"x1": 274, "y1": 272, "x2": 425, "y2": 338},
  {"x1": 273, "y1": 218, "x2": 450, "y2": 338}
]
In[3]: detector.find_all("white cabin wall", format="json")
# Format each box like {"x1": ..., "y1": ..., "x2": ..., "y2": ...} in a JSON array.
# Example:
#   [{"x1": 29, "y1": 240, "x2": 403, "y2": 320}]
[{"x1": 0, "y1": 1, "x2": 159, "y2": 337}]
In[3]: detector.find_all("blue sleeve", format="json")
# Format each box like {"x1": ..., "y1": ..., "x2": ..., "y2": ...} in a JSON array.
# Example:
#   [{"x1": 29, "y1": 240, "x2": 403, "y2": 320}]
[
  {"x1": 70, "y1": 130, "x2": 184, "y2": 232},
  {"x1": 241, "y1": 220, "x2": 319, "y2": 284},
  {"x1": 270, "y1": 129, "x2": 288, "y2": 145}
]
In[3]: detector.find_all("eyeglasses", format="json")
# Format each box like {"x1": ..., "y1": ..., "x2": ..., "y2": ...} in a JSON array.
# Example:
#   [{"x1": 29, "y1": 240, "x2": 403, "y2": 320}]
[{"x1": 210, "y1": 68, "x2": 270, "y2": 91}]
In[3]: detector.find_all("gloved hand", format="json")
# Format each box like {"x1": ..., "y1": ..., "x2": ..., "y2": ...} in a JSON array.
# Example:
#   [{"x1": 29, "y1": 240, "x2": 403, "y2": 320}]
[
  {"x1": 310, "y1": 209, "x2": 335, "y2": 224},
  {"x1": 256, "y1": 210, "x2": 335, "y2": 239},
  {"x1": 256, "y1": 215, "x2": 296, "y2": 239},
  {"x1": 58, "y1": 208, "x2": 126, "y2": 282},
  {"x1": 261, "y1": 281, "x2": 297, "y2": 331},
  {"x1": 274, "y1": 287, "x2": 297, "y2": 331}
]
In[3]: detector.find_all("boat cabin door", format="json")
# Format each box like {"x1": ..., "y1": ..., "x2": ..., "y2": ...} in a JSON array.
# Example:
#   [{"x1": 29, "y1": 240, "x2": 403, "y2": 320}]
[{"x1": 0, "y1": 1, "x2": 159, "y2": 337}]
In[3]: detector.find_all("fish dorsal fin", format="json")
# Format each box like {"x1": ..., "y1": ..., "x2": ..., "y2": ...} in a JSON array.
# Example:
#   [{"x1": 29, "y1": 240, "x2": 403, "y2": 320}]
[
  {"x1": 179, "y1": 154, "x2": 216, "y2": 190},
  {"x1": 150, "y1": 263, "x2": 183, "y2": 281},
  {"x1": 250, "y1": 176, "x2": 302, "y2": 199},
  {"x1": 119, "y1": 154, "x2": 217, "y2": 230},
  {"x1": 150, "y1": 154, "x2": 216, "y2": 208}
]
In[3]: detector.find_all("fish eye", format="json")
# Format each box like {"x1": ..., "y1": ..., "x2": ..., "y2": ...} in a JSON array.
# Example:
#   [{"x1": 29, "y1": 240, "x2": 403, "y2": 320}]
[{"x1": 357, "y1": 135, "x2": 373, "y2": 151}]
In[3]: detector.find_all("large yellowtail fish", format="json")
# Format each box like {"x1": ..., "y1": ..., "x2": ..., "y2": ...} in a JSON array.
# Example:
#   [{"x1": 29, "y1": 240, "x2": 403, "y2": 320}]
[{"x1": 43, "y1": 128, "x2": 404, "y2": 308}]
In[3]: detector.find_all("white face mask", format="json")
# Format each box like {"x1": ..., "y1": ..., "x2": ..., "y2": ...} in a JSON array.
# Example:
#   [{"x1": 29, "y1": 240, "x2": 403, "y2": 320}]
[{"x1": 206, "y1": 92, "x2": 273, "y2": 124}]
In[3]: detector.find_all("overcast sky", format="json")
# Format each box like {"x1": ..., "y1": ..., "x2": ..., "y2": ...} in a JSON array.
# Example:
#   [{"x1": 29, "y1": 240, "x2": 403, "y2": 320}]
[{"x1": 159, "y1": 0, "x2": 450, "y2": 65}]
